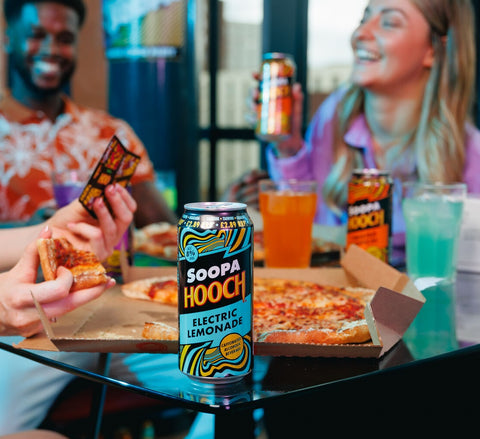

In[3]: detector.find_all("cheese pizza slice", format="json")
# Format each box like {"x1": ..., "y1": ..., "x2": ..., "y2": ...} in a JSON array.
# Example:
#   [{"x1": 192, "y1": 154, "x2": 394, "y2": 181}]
[{"x1": 120, "y1": 276, "x2": 178, "y2": 305}]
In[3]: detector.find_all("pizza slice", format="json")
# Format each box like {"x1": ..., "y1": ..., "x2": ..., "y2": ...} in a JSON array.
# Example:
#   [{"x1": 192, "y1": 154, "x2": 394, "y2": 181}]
[
  {"x1": 253, "y1": 230, "x2": 265, "y2": 262},
  {"x1": 134, "y1": 222, "x2": 177, "y2": 259},
  {"x1": 253, "y1": 308, "x2": 372, "y2": 344},
  {"x1": 37, "y1": 237, "x2": 109, "y2": 292},
  {"x1": 142, "y1": 321, "x2": 179, "y2": 340},
  {"x1": 120, "y1": 276, "x2": 178, "y2": 305},
  {"x1": 121, "y1": 276, "x2": 376, "y2": 345}
]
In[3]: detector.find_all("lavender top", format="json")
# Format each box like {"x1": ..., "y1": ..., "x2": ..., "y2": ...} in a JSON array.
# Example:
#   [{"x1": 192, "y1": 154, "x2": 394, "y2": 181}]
[{"x1": 267, "y1": 88, "x2": 480, "y2": 243}]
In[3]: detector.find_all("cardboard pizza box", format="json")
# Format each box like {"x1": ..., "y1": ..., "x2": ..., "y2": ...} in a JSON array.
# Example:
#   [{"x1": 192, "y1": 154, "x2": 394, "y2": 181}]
[{"x1": 16, "y1": 245, "x2": 424, "y2": 358}]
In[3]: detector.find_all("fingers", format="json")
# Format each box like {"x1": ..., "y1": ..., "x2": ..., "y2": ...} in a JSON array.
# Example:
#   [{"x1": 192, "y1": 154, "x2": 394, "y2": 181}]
[
  {"x1": 11, "y1": 273, "x2": 113, "y2": 338},
  {"x1": 38, "y1": 226, "x2": 53, "y2": 239},
  {"x1": 242, "y1": 169, "x2": 269, "y2": 184},
  {"x1": 11, "y1": 234, "x2": 46, "y2": 284},
  {"x1": 225, "y1": 169, "x2": 268, "y2": 206},
  {"x1": 66, "y1": 184, "x2": 136, "y2": 259},
  {"x1": 291, "y1": 83, "x2": 304, "y2": 136},
  {"x1": 29, "y1": 267, "x2": 74, "y2": 304},
  {"x1": 41, "y1": 278, "x2": 114, "y2": 317},
  {"x1": 99, "y1": 184, "x2": 135, "y2": 250},
  {"x1": 0, "y1": 268, "x2": 73, "y2": 337},
  {"x1": 109, "y1": 184, "x2": 137, "y2": 210},
  {"x1": 233, "y1": 182, "x2": 261, "y2": 208}
]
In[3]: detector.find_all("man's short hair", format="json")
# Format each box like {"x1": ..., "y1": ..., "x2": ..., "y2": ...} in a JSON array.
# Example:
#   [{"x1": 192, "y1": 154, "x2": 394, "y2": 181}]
[{"x1": 4, "y1": 0, "x2": 86, "y2": 27}]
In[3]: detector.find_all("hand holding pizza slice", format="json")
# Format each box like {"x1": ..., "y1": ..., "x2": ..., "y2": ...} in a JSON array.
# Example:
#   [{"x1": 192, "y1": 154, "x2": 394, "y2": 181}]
[
  {"x1": 0, "y1": 228, "x2": 115, "y2": 338},
  {"x1": 37, "y1": 237, "x2": 110, "y2": 291}
]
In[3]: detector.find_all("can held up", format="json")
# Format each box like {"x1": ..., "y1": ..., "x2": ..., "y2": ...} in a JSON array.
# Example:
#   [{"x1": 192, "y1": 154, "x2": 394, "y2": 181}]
[{"x1": 256, "y1": 52, "x2": 296, "y2": 142}]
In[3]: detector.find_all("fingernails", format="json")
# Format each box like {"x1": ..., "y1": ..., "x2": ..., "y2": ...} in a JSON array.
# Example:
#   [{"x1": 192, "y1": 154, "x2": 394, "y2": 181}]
[{"x1": 93, "y1": 196, "x2": 105, "y2": 209}]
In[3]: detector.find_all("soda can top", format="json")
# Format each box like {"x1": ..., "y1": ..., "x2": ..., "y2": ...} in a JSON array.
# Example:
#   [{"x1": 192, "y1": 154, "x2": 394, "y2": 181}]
[
  {"x1": 184, "y1": 201, "x2": 247, "y2": 212},
  {"x1": 263, "y1": 52, "x2": 293, "y2": 61},
  {"x1": 352, "y1": 168, "x2": 391, "y2": 178}
]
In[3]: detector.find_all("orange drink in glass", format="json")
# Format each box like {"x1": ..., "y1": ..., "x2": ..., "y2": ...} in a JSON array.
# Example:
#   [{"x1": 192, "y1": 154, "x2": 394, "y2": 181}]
[{"x1": 259, "y1": 180, "x2": 317, "y2": 268}]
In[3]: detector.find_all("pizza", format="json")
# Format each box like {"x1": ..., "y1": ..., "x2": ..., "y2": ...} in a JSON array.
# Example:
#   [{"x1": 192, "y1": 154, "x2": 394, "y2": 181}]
[
  {"x1": 253, "y1": 230, "x2": 265, "y2": 261},
  {"x1": 133, "y1": 223, "x2": 177, "y2": 260},
  {"x1": 37, "y1": 238, "x2": 109, "y2": 291},
  {"x1": 253, "y1": 278, "x2": 374, "y2": 344},
  {"x1": 142, "y1": 321, "x2": 178, "y2": 340},
  {"x1": 121, "y1": 276, "x2": 177, "y2": 305},
  {"x1": 134, "y1": 222, "x2": 340, "y2": 263},
  {"x1": 120, "y1": 276, "x2": 375, "y2": 345},
  {"x1": 254, "y1": 231, "x2": 341, "y2": 262}
]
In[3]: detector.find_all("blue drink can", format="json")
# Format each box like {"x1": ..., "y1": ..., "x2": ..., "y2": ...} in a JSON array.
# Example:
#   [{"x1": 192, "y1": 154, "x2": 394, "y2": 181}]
[{"x1": 177, "y1": 202, "x2": 253, "y2": 383}]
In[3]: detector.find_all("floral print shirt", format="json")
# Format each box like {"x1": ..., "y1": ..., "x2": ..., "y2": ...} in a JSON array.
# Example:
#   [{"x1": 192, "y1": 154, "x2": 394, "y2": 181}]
[{"x1": 0, "y1": 93, "x2": 155, "y2": 222}]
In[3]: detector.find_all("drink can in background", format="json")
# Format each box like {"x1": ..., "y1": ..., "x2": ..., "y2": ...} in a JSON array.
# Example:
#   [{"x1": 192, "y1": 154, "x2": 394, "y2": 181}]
[
  {"x1": 256, "y1": 52, "x2": 296, "y2": 142},
  {"x1": 177, "y1": 202, "x2": 253, "y2": 383},
  {"x1": 346, "y1": 169, "x2": 393, "y2": 263}
]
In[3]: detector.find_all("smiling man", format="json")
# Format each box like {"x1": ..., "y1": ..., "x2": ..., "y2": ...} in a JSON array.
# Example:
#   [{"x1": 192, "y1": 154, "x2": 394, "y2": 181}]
[
  {"x1": 6, "y1": 0, "x2": 82, "y2": 110},
  {"x1": 0, "y1": 0, "x2": 176, "y2": 227}
]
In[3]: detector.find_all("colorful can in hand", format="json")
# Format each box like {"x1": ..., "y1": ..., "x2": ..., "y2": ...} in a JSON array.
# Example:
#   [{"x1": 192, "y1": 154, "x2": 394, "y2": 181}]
[
  {"x1": 177, "y1": 202, "x2": 253, "y2": 383},
  {"x1": 346, "y1": 169, "x2": 393, "y2": 263},
  {"x1": 256, "y1": 52, "x2": 296, "y2": 142}
]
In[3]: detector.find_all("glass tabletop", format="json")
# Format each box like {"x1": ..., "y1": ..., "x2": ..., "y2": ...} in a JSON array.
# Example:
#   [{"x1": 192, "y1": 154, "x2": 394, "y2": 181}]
[{"x1": 1, "y1": 271, "x2": 479, "y2": 415}]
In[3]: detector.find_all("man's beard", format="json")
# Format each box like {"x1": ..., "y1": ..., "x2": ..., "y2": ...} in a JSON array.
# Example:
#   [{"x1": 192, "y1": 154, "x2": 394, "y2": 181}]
[{"x1": 10, "y1": 54, "x2": 75, "y2": 97}]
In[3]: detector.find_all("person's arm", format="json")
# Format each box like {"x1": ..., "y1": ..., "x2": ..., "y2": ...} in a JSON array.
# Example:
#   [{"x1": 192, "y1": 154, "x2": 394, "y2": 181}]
[
  {"x1": 131, "y1": 181, "x2": 177, "y2": 228},
  {"x1": 0, "y1": 227, "x2": 115, "y2": 337},
  {"x1": 0, "y1": 184, "x2": 136, "y2": 272},
  {"x1": 221, "y1": 169, "x2": 269, "y2": 210}
]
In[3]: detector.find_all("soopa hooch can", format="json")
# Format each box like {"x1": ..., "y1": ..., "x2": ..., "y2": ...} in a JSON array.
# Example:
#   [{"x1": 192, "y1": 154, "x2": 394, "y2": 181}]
[
  {"x1": 177, "y1": 202, "x2": 253, "y2": 383},
  {"x1": 255, "y1": 52, "x2": 296, "y2": 142},
  {"x1": 346, "y1": 169, "x2": 393, "y2": 263}
]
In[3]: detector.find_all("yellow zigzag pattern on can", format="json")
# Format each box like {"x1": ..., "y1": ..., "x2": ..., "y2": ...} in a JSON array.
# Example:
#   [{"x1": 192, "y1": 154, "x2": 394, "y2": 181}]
[
  {"x1": 179, "y1": 335, "x2": 252, "y2": 378},
  {"x1": 178, "y1": 227, "x2": 250, "y2": 259}
]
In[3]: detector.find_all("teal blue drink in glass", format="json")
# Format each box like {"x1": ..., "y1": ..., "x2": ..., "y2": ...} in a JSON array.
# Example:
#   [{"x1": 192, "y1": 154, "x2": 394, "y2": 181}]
[
  {"x1": 403, "y1": 193, "x2": 464, "y2": 282},
  {"x1": 402, "y1": 182, "x2": 466, "y2": 357}
]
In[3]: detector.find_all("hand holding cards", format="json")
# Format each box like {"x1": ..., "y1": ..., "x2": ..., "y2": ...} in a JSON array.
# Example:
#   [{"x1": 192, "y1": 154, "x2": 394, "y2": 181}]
[{"x1": 79, "y1": 136, "x2": 140, "y2": 218}]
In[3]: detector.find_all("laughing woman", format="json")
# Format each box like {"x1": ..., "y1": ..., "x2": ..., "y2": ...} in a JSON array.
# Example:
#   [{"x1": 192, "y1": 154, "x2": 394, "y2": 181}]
[{"x1": 266, "y1": 0, "x2": 480, "y2": 247}]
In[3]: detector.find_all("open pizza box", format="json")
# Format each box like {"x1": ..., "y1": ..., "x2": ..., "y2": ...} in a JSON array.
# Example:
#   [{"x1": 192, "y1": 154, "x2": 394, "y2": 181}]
[{"x1": 16, "y1": 245, "x2": 424, "y2": 359}]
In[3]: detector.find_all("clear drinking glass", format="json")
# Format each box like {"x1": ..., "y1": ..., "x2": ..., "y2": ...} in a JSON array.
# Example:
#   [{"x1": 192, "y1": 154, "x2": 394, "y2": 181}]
[
  {"x1": 259, "y1": 179, "x2": 317, "y2": 268},
  {"x1": 402, "y1": 182, "x2": 467, "y2": 356},
  {"x1": 402, "y1": 182, "x2": 466, "y2": 283},
  {"x1": 52, "y1": 170, "x2": 89, "y2": 208}
]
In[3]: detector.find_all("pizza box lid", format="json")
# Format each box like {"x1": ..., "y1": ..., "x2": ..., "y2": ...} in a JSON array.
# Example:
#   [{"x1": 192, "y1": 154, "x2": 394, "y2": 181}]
[{"x1": 16, "y1": 245, "x2": 424, "y2": 358}]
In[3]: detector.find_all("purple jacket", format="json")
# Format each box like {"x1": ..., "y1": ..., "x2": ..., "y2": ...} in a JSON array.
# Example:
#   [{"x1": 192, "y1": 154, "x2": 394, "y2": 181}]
[{"x1": 267, "y1": 88, "x2": 480, "y2": 241}]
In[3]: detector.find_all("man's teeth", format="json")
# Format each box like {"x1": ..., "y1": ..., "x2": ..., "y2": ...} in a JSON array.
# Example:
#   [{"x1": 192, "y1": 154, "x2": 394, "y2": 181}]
[
  {"x1": 356, "y1": 49, "x2": 380, "y2": 61},
  {"x1": 34, "y1": 61, "x2": 60, "y2": 74}
]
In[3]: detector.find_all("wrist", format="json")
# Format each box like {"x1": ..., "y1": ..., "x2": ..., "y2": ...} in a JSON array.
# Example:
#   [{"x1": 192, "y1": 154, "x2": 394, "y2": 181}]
[{"x1": 271, "y1": 138, "x2": 303, "y2": 158}]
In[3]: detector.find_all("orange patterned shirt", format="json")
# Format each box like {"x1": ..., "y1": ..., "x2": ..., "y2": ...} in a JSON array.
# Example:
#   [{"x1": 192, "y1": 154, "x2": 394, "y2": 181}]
[{"x1": 0, "y1": 93, "x2": 155, "y2": 222}]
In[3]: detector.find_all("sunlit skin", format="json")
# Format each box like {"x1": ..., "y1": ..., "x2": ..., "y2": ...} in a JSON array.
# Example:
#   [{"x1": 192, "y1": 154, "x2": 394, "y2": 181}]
[
  {"x1": 350, "y1": 0, "x2": 434, "y2": 97},
  {"x1": 347, "y1": 0, "x2": 435, "y2": 167}
]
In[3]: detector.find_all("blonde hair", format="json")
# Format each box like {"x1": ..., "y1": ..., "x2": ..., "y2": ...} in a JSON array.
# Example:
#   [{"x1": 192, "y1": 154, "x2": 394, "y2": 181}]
[{"x1": 323, "y1": 0, "x2": 476, "y2": 216}]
